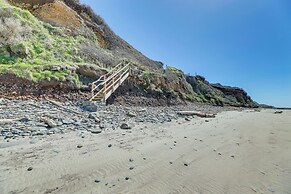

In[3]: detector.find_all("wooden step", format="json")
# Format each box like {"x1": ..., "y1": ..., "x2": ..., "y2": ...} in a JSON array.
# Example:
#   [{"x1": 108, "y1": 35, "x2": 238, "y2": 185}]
[{"x1": 90, "y1": 62, "x2": 131, "y2": 102}]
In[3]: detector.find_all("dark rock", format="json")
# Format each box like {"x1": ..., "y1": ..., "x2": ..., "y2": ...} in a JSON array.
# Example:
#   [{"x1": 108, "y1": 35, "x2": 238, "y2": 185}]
[
  {"x1": 82, "y1": 101, "x2": 98, "y2": 112},
  {"x1": 185, "y1": 117, "x2": 191, "y2": 121},
  {"x1": 129, "y1": 158, "x2": 134, "y2": 162},
  {"x1": 99, "y1": 123, "x2": 105, "y2": 129},
  {"x1": 125, "y1": 177, "x2": 130, "y2": 181},
  {"x1": 274, "y1": 111, "x2": 283, "y2": 114},
  {"x1": 77, "y1": 144, "x2": 83, "y2": 148},
  {"x1": 19, "y1": 117, "x2": 29, "y2": 122},
  {"x1": 120, "y1": 123, "x2": 131, "y2": 130},
  {"x1": 27, "y1": 167, "x2": 33, "y2": 171},
  {"x1": 108, "y1": 144, "x2": 112, "y2": 148},
  {"x1": 95, "y1": 179, "x2": 101, "y2": 183},
  {"x1": 129, "y1": 166, "x2": 134, "y2": 170}
]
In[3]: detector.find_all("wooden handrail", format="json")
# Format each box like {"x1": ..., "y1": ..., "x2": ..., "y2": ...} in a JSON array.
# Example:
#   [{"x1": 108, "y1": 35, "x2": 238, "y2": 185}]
[{"x1": 90, "y1": 61, "x2": 131, "y2": 102}]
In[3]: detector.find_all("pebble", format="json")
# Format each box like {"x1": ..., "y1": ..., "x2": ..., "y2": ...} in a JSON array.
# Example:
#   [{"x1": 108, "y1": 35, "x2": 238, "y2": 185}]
[
  {"x1": 125, "y1": 177, "x2": 130, "y2": 181},
  {"x1": 91, "y1": 129, "x2": 102, "y2": 134},
  {"x1": 108, "y1": 144, "x2": 112, "y2": 148},
  {"x1": 120, "y1": 123, "x2": 131, "y2": 130},
  {"x1": 27, "y1": 167, "x2": 33, "y2": 171},
  {"x1": 95, "y1": 179, "x2": 101, "y2": 183},
  {"x1": 129, "y1": 167, "x2": 134, "y2": 170},
  {"x1": 126, "y1": 112, "x2": 136, "y2": 117},
  {"x1": 0, "y1": 99, "x2": 228, "y2": 143},
  {"x1": 77, "y1": 144, "x2": 83, "y2": 148},
  {"x1": 185, "y1": 117, "x2": 191, "y2": 121}
]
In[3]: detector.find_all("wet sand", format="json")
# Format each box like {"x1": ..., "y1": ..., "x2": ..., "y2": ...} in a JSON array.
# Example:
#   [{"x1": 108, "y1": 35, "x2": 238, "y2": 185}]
[{"x1": 0, "y1": 109, "x2": 290, "y2": 194}]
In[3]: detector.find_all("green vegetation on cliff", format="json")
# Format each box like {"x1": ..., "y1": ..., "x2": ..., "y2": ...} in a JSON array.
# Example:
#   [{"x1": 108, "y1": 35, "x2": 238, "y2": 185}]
[{"x1": 0, "y1": 0, "x2": 256, "y2": 107}]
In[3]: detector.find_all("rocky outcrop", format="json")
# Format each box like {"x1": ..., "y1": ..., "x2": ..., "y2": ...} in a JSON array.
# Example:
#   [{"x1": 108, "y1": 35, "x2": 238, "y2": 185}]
[
  {"x1": 0, "y1": 0, "x2": 257, "y2": 107},
  {"x1": 211, "y1": 83, "x2": 256, "y2": 107}
]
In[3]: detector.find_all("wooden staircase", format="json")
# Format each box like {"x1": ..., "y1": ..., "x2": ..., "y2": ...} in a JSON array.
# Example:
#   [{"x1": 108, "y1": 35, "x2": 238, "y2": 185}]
[{"x1": 90, "y1": 62, "x2": 131, "y2": 102}]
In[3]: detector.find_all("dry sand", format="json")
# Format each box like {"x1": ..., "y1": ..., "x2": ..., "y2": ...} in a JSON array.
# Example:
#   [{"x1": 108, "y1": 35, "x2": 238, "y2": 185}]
[{"x1": 0, "y1": 109, "x2": 290, "y2": 194}]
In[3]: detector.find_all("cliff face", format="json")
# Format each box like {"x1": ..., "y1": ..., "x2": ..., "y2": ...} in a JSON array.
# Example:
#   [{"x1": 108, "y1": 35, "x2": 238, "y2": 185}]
[{"x1": 0, "y1": 0, "x2": 256, "y2": 107}]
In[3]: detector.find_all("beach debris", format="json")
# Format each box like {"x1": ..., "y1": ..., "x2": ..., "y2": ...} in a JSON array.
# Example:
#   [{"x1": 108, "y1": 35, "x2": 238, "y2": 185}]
[
  {"x1": 274, "y1": 110, "x2": 283, "y2": 114},
  {"x1": 177, "y1": 111, "x2": 216, "y2": 118}
]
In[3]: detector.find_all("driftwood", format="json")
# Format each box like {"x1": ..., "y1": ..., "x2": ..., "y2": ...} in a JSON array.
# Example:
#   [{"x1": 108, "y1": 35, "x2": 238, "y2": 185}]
[
  {"x1": 177, "y1": 111, "x2": 216, "y2": 118},
  {"x1": 274, "y1": 111, "x2": 283, "y2": 114}
]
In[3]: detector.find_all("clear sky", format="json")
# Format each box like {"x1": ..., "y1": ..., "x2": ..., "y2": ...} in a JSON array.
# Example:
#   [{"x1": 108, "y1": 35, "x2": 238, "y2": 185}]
[{"x1": 81, "y1": 0, "x2": 291, "y2": 107}]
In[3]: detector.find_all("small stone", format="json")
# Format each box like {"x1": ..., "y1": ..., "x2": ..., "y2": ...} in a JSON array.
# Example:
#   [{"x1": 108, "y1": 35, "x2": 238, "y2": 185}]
[
  {"x1": 108, "y1": 144, "x2": 112, "y2": 148},
  {"x1": 89, "y1": 113, "x2": 100, "y2": 123},
  {"x1": 29, "y1": 138, "x2": 38, "y2": 144},
  {"x1": 82, "y1": 101, "x2": 98, "y2": 112},
  {"x1": 120, "y1": 123, "x2": 131, "y2": 130},
  {"x1": 218, "y1": 152, "x2": 222, "y2": 155},
  {"x1": 185, "y1": 117, "x2": 191, "y2": 121},
  {"x1": 205, "y1": 120, "x2": 209, "y2": 123},
  {"x1": 27, "y1": 167, "x2": 33, "y2": 171},
  {"x1": 62, "y1": 118, "x2": 74, "y2": 125},
  {"x1": 95, "y1": 179, "x2": 101, "y2": 183},
  {"x1": 169, "y1": 162, "x2": 173, "y2": 165},
  {"x1": 19, "y1": 117, "x2": 29, "y2": 122},
  {"x1": 231, "y1": 155, "x2": 235, "y2": 158},
  {"x1": 125, "y1": 177, "x2": 130, "y2": 181},
  {"x1": 43, "y1": 119, "x2": 57, "y2": 128},
  {"x1": 126, "y1": 112, "x2": 136, "y2": 117},
  {"x1": 129, "y1": 158, "x2": 134, "y2": 162},
  {"x1": 77, "y1": 144, "x2": 83, "y2": 149},
  {"x1": 129, "y1": 167, "x2": 134, "y2": 170},
  {"x1": 99, "y1": 124, "x2": 106, "y2": 129},
  {"x1": 91, "y1": 129, "x2": 102, "y2": 134},
  {"x1": 184, "y1": 163, "x2": 189, "y2": 167}
]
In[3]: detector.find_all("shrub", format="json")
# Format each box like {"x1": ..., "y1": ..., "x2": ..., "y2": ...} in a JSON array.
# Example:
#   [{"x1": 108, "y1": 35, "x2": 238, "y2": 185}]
[{"x1": 0, "y1": 8, "x2": 32, "y2": 47}]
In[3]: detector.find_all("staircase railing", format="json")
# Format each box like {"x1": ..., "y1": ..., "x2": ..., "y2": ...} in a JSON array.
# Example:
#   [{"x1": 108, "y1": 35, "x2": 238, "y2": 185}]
[{"x1": 90, "y1": 62, "x2": 131, "y2": 102}]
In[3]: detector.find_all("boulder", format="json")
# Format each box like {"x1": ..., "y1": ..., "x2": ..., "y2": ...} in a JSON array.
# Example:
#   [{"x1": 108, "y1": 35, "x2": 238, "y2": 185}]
[{"x1": 82, "y1": 101, "x2": 98, "y2": 112}]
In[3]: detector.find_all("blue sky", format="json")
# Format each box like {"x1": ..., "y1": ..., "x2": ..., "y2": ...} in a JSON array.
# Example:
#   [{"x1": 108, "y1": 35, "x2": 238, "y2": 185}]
[{"x1": 81, "y1": 0, "x2": 291, "y2": 107}]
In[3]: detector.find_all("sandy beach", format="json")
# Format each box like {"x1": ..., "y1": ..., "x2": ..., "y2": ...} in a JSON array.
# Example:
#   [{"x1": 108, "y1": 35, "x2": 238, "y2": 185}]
[{"x1": 0, "y1": 109, "x2": 290, "y2": 194}]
